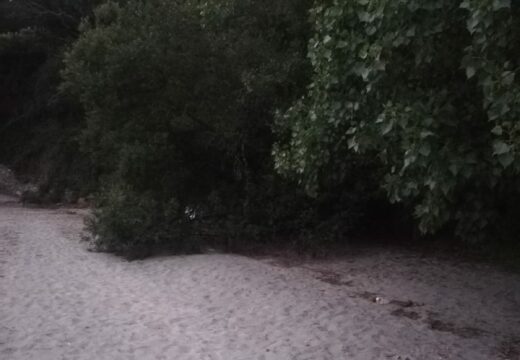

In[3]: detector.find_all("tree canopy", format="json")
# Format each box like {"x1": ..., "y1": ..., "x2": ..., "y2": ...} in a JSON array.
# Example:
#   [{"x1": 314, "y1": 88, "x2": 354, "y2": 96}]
[{"x1": 275, "y1": 0, "x2": 520, "y2": 240}]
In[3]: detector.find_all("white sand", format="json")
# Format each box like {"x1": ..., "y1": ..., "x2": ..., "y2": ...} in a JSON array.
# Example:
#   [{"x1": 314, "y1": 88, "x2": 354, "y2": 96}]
[{"x1": 1, "y1": 199, "x2": 519, "y2": 360}]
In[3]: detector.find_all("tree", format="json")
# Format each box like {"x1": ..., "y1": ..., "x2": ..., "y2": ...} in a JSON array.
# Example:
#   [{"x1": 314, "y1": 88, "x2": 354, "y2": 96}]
[
  {"x1": 275, "y1": 0, "x2": 520, "y2": 241},
  {"x1": 0, "y1": 0, "x2": 96, "y2": 198}
]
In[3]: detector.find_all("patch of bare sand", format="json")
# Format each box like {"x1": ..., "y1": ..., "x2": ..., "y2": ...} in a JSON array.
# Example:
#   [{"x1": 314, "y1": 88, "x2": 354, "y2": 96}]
[{"x1": 1, "y1": 204, "x2": 519, "y2": 360}]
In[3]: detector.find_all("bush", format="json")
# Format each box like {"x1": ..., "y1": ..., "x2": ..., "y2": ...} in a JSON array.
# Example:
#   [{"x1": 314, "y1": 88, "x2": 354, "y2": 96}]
[
  {"x1": 63, "y1": 0, "x2": 322, "y2": 256},
  {"x1": 87, "y1": 184, "x2": 197, "y2": 258}
]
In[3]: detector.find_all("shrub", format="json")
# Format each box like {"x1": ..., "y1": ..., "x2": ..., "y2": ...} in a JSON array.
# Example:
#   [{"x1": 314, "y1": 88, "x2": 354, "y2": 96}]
[
  {"x1": 87, "y1": 184, "x2": 196, "y2": 258},
  {"x1": 63, "y1": 0, "x2": 320, "y2": 256}
]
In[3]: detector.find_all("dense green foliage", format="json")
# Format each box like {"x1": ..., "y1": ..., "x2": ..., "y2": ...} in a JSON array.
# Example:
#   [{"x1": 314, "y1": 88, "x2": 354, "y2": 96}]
[
  {"x1": 2, "y1": 0, "x2": 519, "y2": 258},
  {"x1": 276, "y1": 0, "x2": 520, "y2": 241},
  {"x1": 63, "y1": 0, "x2": 237, "y2": 254},
  {"x1": 63, "y1": 0, "x2": 357, "y2": 256},
  {"x1": 0, "y1": 0, "x2": 97, "y2": 199}
]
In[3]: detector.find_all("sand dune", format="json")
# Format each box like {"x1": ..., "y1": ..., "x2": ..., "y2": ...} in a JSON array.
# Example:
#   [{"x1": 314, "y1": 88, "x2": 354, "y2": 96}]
[{"x1": 1, "y1": 201, "x2": 519, "y2": 359}]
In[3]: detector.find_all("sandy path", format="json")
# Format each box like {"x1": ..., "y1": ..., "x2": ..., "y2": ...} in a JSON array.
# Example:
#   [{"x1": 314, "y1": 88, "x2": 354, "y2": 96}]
[{"x1": 0, "y1": 199, "x2": 519, "y2": 360}]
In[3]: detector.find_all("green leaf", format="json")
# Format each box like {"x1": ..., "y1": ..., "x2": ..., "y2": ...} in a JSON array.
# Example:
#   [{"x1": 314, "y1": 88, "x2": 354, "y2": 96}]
[
  {"x1": 347, "y1": 138, "x2": 359, "y2": 151},
  {"x1": 419, "y1": 143, "x2": 431, "y2": 156},
  {"x1": 502, "y1": 71, "x2": 515, "y2": 86},
  {"x1": 357, "y1": 11, "x2": 373, "y2": 23},
  {"x1": 323, "y1": 35, "x2": 332, "y2": 44},
  {"x1": 493, "y1": 0, "x2": 511, "y2": 10},
  {"x1": 381, "y1": 122, "x2": 393, "y2": 135},
  {"x1": 493, "y1": 141, "x2": 510, "y2": 155},
  {"x1": 353, "y1": 64, "x2": 370, "y2": 80},
  {"x1": 467, "y1": 17, "x2": 479, "y2": 34},
  {"x1": 449, "y1": 164, "x2": 459, "y2": 176},
  {"x1": 491, "y1": 126, "x2": 503, "y2": 135},
  {"x1": 405, "y1": 26, "x2": 416, "y2": 37},
  {"x1": 358, "y1": 44, "x2": 369, "y2": 59},
  {"x1": 465, "y1": 66, "x2": 476, "y2": 79},
  {"x1": 336, "y1": 40, "x2": 348, "y2": 49},
  {"x1": 498, "y1": 153, "x2": 514, "y2": 168},
  {"x1": 420, "y1": 130, "x2": 435, "y2": 139}
]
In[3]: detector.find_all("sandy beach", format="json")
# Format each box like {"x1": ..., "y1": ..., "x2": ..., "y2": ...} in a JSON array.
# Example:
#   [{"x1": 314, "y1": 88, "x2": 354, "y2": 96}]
[{"x1": 1, "y1": 196, "x2": 519, "y2": 360}]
